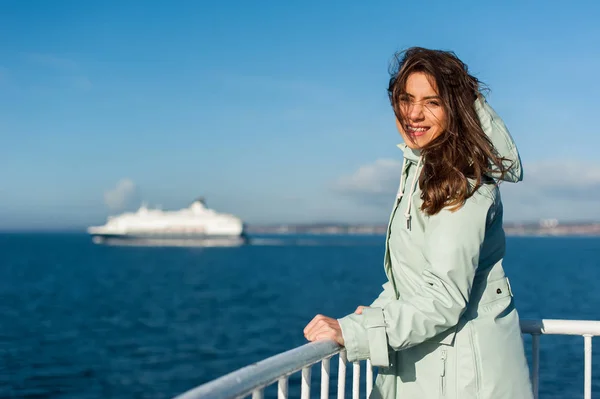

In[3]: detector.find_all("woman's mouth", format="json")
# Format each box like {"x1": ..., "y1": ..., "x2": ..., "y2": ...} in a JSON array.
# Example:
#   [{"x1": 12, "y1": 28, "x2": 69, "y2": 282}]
[{"x1": 406, "y1": 125, "x2": 430, "y2": 137}]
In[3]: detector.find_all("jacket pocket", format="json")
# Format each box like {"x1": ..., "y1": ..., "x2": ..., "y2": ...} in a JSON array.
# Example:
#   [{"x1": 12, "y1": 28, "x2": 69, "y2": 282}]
[
  {"x1": 479, "y1": 277, "x2": 512, "y2": 306},
  {"x1": 468, "y1": 323, "x2": 481, "y2": 394}
]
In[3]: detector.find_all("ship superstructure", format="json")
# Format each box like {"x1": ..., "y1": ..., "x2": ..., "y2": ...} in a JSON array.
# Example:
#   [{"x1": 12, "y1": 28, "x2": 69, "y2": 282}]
[{"x1": 87, "y1": 198, "x2": 244, "y2": 240}]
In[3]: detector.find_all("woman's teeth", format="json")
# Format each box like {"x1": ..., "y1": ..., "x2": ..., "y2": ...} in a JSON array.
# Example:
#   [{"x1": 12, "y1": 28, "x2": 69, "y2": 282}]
[{"x1": 407, "y1": 126, "x2": 429, "y2": 133}]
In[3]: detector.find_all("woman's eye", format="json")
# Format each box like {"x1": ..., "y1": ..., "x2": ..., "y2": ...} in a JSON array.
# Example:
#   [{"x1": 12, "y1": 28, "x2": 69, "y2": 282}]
[{"x1": 427, "y1": 101, "x2": 440, "y2": 107}]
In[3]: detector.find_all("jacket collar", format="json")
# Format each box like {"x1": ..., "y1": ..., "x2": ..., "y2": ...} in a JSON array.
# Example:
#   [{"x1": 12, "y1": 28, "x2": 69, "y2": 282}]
[{"x1": 397, "y1": 143, "x2": 422, "y2": 164}]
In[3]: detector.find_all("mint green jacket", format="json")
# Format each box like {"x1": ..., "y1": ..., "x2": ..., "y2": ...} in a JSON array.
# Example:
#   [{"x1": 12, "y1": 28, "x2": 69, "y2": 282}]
[{"x1": 338, "y1": 98, "x2": 533, "y2": 399}]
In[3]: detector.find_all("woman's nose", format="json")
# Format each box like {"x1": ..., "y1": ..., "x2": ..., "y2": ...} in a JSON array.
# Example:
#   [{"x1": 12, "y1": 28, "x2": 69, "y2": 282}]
[{"x1": 407, "y1": 102, "x2": 425, "y2": 121}]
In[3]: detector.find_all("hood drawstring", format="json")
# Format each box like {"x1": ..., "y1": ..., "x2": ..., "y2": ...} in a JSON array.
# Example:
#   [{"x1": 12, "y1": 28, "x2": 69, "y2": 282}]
[
  {"x1": 396, "y1": 158, "x2": 408, "y2": 199},
  {"x1": 402, "y1": 156, "x2": 423, "y2": 230}
]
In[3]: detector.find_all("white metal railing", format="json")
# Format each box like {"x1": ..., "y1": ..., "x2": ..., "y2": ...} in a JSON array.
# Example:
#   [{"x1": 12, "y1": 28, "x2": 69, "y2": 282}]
[
  {"x1": 173, "y1": 319, "x2": 600, "y2": 399},
  {"x1": 520, "y1": 319, "x2": 600, "y2": 399}
]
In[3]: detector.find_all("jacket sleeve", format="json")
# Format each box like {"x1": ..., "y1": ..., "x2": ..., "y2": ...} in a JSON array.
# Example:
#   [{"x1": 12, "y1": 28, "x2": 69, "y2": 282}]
[
  {"x1": 336, "y1": 281, "x2": 396, "y2": 364},
  {"x1": 370, "y1": 281, "x2": 396, "y2": 308},
  {"x1": 338, "y1": 193, "x2": 494, "y2": 366}
]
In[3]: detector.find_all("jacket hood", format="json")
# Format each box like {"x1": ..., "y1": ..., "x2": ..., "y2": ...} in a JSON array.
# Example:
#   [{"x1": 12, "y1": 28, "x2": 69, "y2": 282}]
[
  {"x1": 397, "y1": 97, "x2": 523, "y2": 183},
  {"x1": 474, "y1": 97, "x2": 523, "y2": 183}
]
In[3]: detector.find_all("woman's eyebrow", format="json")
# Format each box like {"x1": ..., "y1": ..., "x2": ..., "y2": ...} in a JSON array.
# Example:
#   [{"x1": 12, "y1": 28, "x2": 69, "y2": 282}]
[{"x1": 402, "y1": 93, "x2": 441, "y2": 100}]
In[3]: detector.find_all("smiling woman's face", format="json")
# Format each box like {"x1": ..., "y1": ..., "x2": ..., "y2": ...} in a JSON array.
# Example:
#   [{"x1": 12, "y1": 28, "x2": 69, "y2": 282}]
[{"x1": 396, "y1": 71, "x2": 447, "y2": 150}]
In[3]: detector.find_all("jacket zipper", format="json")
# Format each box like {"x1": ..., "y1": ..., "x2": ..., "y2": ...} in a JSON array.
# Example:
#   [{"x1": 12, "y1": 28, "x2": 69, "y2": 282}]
[{"x1": 440, "y1": 348, "x2": 447, "y2": 397}]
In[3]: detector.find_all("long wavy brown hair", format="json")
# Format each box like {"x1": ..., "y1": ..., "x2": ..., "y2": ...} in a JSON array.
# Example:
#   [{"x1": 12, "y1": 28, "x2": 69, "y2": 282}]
[{"x1": 387, "y1": 47, "x2": 511, "y2": 215}]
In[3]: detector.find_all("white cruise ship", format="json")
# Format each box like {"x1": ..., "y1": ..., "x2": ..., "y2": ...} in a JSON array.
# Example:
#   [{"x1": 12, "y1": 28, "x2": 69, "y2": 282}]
[{"x1": 87, "y1": 198, "x2": 245, "y2": 244}]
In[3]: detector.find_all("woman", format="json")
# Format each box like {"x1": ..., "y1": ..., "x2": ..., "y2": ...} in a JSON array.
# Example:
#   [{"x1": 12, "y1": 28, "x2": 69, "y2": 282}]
[{"x1": 303, "y1": 47, "x2": 533, "y2": 398}]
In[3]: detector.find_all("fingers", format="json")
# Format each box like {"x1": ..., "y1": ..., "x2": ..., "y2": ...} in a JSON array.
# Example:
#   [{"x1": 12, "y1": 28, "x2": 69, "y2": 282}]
[
  {"x1": 304, "y1": 315, "x2": 341, "y2": 343},
  {"x1": 304, "y1": 308, "x2": 370, "y2": 345},
  {"x1": 303, "y1": 314, "x2": 325, "y2": 338},
  {"x1": 354, "y1": 306, "x2": 367, "y2": 315},
  {"x1": 308, "y1": 328, "x2": 341, "y2": 344},
  {"x1": 304, "y1": 314, "x2": 332, "y2": 341},
  {"x1": 313, "y1": 331, "x2": 342, "y2": 344}
]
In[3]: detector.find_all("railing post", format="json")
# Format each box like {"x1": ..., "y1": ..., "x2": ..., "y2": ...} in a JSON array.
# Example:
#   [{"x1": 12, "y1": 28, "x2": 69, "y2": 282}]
[
  {"x1": 531, "y1": 334, "x2": 540, "y2": 399},
  {"x1": 301, "y1": 366, "x2": 311, "y2": 399},
  {"x1": 337, "y1": 351, "x2": 347, "y2": 399},
  {"x1": 366, "y1": 359, "x2": 373, "y2": 398},
  {"x1": 321, "y1": 357, "x2": 330, "y2": 399},
  {"x1": 352, "y1": 362, "x2": 360, "y2": 399},
  {"x1": 584, "y1": 335, "x2": 592, "y2": 399},
  {"x1": 278, "y1": 377, "x2": 288, "y2": 399}
]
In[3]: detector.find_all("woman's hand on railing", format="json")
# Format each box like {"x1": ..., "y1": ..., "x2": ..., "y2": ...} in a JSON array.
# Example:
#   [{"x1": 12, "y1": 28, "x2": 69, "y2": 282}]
[{"x1": 303, "y1": 314, "x2": 345, "y2": 346}]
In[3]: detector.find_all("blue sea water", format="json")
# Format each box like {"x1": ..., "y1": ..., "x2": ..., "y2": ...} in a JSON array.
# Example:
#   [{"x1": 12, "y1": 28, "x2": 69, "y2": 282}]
[{"x1": 1, "y1": 233, "x2": 600, "y2": 399}]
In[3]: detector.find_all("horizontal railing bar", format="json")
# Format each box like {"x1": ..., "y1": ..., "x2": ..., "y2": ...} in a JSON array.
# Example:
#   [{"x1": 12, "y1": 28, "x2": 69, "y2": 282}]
[
  {"x1": 173, "y1": 340, "x2": 342, "y2": 399},
  {"x1": 521, "y1": 319, "x2": 600, "y2": 336}
]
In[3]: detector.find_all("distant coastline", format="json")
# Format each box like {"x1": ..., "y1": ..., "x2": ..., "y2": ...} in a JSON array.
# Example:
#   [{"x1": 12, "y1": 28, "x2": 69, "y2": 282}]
[
  {"x1": 246, "y1": 221, "x2": 600, "y2": 237},
  {"x1": 2, "y1": 221, "x2": 600, "y2": 237}
]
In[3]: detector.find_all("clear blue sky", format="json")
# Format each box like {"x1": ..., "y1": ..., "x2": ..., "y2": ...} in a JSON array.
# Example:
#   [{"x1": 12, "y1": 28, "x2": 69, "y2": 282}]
[{"x1": 2, "y1": 0, "x2": 600, "y2": 230}]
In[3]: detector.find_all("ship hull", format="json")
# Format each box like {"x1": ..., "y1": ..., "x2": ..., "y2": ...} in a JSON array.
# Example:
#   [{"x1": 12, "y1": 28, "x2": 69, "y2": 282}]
[
  {"x1": 90, "y1": 232, "x2": 248, "y2": 247},
  {"x1": 90, "y1": 232, "x2": 245, "y2": 239}
]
